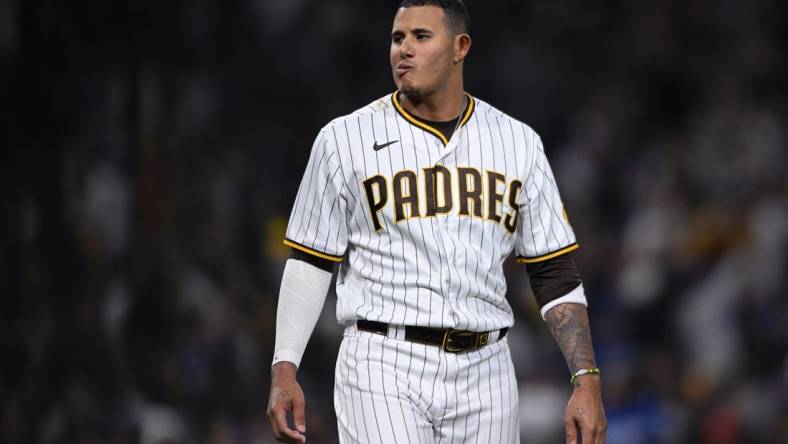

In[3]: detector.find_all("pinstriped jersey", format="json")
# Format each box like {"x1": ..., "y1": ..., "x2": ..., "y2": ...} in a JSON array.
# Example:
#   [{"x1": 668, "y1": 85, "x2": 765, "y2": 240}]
[{"x1": 284, "y1": 92, "x2": 578, "y2": 331}]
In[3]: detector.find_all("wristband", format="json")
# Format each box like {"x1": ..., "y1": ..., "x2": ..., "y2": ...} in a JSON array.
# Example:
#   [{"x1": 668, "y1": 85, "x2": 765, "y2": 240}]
[{"x1": 570, "y1": 368, "x2": 600, "y2": 385}]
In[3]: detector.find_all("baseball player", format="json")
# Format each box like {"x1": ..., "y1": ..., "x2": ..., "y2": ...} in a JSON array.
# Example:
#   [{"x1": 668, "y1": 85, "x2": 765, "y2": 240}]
[{"x1": 267, "y1": 1, "x2": 606, "y2": 443}]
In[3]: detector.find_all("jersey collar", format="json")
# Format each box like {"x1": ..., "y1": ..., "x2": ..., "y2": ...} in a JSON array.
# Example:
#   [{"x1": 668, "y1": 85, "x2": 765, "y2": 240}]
[{"x1": 391, "y1": 91, "x2": 475, "y2": 146}]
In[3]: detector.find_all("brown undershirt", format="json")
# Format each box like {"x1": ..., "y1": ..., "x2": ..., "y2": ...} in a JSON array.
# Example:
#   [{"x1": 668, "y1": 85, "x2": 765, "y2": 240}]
[{"x1": 409, "y1": 113, "x2": 462, "y2": 143}]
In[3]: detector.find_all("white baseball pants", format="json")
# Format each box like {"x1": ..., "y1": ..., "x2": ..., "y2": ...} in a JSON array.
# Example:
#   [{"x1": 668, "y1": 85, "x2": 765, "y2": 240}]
[{"x1": 334, "y1": 324, "x2": 520, "y2": 443}]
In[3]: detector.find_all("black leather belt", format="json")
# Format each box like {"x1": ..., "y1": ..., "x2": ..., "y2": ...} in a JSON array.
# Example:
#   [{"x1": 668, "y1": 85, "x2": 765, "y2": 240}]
[{"x1": 356, "y1": 320, "x2": 508, "y2": 353}]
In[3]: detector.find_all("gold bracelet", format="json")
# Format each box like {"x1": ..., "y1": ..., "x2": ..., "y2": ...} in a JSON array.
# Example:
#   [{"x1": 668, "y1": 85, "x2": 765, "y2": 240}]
[{"x1": 570, "y1": 368, "x2": 601, "y2": 384}]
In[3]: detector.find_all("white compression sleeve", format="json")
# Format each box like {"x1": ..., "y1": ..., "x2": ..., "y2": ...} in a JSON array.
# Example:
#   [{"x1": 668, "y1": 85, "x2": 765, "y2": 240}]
[
  {"x1": 540, "y1": 283, "x2": 588, "y2": 320},
  {"x1": 272, "y1": 258, "x2": 333, "y2": 368}
]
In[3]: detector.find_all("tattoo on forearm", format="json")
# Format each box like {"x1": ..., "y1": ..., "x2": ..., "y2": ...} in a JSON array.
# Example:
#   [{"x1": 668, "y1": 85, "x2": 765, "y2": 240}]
[{"x1": 544, "y1": 304, "x2": 597, "y2": 381}]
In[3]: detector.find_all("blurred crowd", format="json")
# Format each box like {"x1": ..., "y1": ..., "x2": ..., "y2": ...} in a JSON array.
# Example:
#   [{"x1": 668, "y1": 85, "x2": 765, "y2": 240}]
[{"x1": 2, "y1": 0, "x2": 787, "y2": 443}]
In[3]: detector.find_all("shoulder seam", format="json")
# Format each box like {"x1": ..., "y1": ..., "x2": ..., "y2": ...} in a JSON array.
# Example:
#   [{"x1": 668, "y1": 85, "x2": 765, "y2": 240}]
[{"x1": 322, "y1": 96, "x2": 391, "y2": 131}]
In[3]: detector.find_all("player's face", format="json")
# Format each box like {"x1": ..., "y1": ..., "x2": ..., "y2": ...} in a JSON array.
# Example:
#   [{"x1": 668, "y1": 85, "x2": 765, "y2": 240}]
[{"x1": 390, "y1": 6, "x2": 457, "y2": 98}]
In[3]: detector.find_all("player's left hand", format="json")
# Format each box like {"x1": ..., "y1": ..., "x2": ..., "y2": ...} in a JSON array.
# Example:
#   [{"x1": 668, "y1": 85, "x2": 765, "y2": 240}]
[{"x1": 564, "y1": 375, "x2": 606, "y2": 444}]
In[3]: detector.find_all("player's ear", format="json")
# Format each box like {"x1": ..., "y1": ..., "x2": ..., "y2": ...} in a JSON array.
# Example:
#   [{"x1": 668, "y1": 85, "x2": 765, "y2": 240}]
[{"x1": 453, "y1": 33, "x2": 471, "y2": 63}]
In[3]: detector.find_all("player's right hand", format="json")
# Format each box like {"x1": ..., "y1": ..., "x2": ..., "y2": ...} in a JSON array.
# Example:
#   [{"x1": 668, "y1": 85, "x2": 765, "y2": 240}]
[{"x1": 267, "y1": 362, "x2": 307, "y2": 443}]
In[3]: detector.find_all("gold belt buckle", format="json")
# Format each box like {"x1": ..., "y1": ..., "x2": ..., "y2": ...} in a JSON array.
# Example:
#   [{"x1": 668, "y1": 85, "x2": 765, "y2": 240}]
[
  {"x1": 442, "y1": 329, "x2": 479, "y2": 353},
  {"x1": 477, "y1": 332, "x2": 490, "y2": 347}
]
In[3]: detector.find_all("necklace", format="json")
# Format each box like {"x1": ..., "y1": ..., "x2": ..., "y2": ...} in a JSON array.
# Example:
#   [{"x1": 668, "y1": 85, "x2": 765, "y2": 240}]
[{"x1": 451, "y1": 94, "x2": 468, "y2": 139}]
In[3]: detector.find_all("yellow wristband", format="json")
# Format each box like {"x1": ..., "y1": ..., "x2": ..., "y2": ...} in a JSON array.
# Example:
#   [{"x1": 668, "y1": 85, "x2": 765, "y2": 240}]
[{"x1": 570, "y1": 368, "x2": 600, "y2": 384}]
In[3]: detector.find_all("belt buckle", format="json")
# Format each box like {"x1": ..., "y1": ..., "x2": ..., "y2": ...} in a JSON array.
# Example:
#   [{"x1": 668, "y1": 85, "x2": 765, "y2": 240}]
[
  {"x1": 442, "y1": 329, "x2": 478, "y2": 353},
  {"x1": 477, "y1": 332, "x2": 490, "y2": 347}
]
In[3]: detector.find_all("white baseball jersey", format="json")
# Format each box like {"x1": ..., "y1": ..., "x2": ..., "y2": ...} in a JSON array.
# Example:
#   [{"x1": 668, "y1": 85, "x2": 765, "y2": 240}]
[{"x1": 284, "y1": 91, "x2": 578, "y2": 332}]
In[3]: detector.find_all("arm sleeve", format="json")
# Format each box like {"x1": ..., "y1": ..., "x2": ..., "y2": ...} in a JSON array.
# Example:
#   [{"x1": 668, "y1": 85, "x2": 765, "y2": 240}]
[
  {"x1": 272, "y1": 258, "x2": 333, "y2": 368},
  {"x1": 514, "y1": 134, "x2": 579, "y2": 263},
  {"x1": 525, "y1": 251, "x2": 582, "y2": 304},
  {"x1": 290, "y1": 248, "x2": 335, "y2": 272},
  {"x1": 284, "y1": 127, "x2": 348, "y2": 262}
]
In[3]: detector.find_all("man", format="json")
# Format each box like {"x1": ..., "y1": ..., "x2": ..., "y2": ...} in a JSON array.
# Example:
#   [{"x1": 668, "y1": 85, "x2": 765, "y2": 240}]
[{"x1": 267, "y1": 1, "x2": 606, "y2": 443}]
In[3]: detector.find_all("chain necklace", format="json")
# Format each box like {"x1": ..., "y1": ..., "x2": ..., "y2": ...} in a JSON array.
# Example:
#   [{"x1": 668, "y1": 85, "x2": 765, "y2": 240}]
[{"x1": 451, "y1": 94, "x2": 468, "y2": 139}]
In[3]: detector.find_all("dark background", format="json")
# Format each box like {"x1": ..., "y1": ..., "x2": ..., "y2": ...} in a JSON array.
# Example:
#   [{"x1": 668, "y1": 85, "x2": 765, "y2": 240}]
[{"x1": 2, "y1": 0, "x2": 787, "y2": 443}]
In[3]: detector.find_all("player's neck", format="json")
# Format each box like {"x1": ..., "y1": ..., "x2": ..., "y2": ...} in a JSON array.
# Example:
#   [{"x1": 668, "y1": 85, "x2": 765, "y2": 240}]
[{"x1": 400, "y1": 82, "x2": 466, "y2": 122}]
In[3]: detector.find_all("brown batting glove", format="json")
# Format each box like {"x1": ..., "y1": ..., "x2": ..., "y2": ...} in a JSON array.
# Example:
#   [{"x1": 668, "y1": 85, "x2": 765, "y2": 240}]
[
  {"x1": 564, "y1": 374, "x2": 607, "y2": 444},
  {"x1": 267, "y1": 362, "x2": 307, "y2": 443}
]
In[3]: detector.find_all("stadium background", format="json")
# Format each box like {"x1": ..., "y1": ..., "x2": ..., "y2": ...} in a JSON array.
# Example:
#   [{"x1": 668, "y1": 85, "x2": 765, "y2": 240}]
[{"x1": 2, "y1": 0, "x2": 786, "y2": 442}]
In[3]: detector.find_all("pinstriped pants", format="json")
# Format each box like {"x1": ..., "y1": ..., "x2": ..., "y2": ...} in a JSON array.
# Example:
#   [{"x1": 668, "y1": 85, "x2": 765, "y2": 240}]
[{"x1": 334, "y1": 325, "x2": 520, "y2": 444}]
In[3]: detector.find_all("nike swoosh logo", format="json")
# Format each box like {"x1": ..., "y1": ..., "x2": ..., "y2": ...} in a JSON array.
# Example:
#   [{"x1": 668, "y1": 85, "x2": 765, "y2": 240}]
[{"x1": 373, "y1": 140, "x2": 398, "y2": 151}]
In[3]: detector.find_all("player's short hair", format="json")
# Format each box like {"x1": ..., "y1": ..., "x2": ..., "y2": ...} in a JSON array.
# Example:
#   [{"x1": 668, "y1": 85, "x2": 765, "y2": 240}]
[{"x1": 398, "y1": 0, "x2": 470, "y2": 35}]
